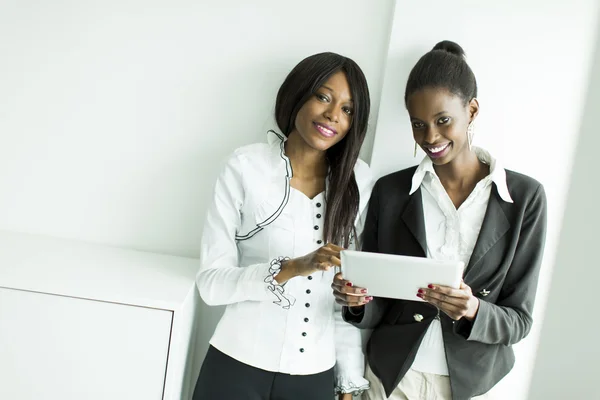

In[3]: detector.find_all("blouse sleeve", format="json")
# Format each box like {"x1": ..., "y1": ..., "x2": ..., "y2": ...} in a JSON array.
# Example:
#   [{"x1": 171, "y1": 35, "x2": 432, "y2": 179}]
[
  {"x1": 196, "y1": 151, "x2": 292, "y2": 308},
  {"x1": 333, "y1": 159, "x2": 374, "y2": 396}
]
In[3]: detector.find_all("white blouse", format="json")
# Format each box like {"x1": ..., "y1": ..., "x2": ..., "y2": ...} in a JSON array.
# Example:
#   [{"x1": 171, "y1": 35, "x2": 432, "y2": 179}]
[
  {"x1": 408, "y1": 147, "x2": 514, "y2": 375},
  {"x1": 196, "y1": 130, "x2": 373, "y2": 394}
]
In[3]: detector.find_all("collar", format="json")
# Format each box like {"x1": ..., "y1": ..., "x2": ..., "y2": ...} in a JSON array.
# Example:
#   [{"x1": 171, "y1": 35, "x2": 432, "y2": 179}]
[
  {"x1": 409, "y1": 146, "x2": 514, "y2": 203},
  {"x1": 267, "y1": 130, "x2": 293, "y2": 178}
]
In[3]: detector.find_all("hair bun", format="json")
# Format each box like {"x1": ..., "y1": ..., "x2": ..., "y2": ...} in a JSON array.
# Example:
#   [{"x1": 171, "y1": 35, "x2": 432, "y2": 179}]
[{"x1": 432, "y1": 40, "x2": 465, "y2": 58}]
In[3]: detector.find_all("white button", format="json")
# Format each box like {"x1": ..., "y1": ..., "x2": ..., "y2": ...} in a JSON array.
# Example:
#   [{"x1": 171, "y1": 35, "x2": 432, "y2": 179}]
[{"x1": 413, "y1": 313, "x2": 423, "y2": 322}]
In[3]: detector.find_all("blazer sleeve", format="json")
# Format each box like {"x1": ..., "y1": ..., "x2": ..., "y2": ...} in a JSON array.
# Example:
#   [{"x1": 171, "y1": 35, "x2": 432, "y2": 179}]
[
  {"x1": 455, "y1": 183, "x2": 548, "y2": 345},
  {"x1": 343, "y1": 178, "x2": 392, "y2": 329}
]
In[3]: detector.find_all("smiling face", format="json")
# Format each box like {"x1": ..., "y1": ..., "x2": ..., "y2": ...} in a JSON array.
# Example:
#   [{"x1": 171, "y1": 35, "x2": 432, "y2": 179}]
[
  {"x1": 290, "y1": 70, "x2": 354, "y2": 152},
  {"x1": 407, "y1": 87, "x2": 479, "y2": 165}
]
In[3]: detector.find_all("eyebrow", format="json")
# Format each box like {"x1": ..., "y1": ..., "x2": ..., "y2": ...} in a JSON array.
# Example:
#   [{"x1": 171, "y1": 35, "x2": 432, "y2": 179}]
[
  {"x1": 434, "y1": 111, "x2": 448, "y2": 116},
  {"x1": 320, "y1": 85, "x2": 353, "y2": 103}
]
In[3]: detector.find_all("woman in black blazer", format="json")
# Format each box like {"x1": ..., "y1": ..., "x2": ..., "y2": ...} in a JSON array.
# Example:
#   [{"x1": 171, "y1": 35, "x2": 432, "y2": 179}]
[{"x1": 332, "y1": 41, "x2": 547, "y2": 400}]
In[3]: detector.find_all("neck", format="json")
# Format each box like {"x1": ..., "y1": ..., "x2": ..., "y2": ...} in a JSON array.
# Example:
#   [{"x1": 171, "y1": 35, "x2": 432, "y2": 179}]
[
  {"x1": 433, "y1": 147, "x2": 485, "y2": 190},
  {"x1": 285, "y1": 131, "x2": 328, "y2": 178}
]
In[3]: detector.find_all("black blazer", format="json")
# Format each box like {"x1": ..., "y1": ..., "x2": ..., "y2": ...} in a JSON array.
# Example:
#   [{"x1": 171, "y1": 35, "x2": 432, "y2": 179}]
[{"x1": 344, "y1": 166, "x2": 547, "y2": 400}]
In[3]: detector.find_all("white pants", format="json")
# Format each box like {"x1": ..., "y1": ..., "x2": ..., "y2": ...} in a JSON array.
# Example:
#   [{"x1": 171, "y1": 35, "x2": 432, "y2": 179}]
[{"x1": 363, "y1": 363, "x2": 490, "y2": 400}]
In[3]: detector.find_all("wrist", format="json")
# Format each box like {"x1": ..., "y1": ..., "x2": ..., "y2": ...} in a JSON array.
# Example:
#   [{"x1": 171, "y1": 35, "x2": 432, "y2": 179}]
[
  {"x1": 274, "y1": 259, "x2": 297, "y2": 284},
  {"x1": 464, "y1": 297, "x2": 480, "y2": 321}
]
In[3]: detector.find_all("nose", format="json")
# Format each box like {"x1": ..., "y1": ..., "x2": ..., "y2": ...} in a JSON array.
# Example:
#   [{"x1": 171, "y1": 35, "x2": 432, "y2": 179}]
[
  {"x1": 323, "y1": 104, "x2": 340, "y2": 124},
  {"x1": 423, "y1": 125, "x2": 440, "y2": 144}
]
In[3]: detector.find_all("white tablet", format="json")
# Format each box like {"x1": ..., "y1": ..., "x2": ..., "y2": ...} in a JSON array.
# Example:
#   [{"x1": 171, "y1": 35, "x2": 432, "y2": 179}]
[{"x1": 340, "y1": 250, "x2": 464, "y2": 301}]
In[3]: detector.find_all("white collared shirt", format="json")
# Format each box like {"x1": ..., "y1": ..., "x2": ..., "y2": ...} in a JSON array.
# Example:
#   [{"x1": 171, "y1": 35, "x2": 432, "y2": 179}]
[
  {"x1": 196, "y1": 131, "x2": 373, "y2": 394},
  {"x1": 408, "y1": 147, "x2": 513, "y2": 376}
]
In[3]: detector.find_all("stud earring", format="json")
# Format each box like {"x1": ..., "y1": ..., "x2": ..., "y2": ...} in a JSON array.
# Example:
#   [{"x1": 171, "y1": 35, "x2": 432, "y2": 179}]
[{"x1": 467, "y1": 122, "x2": 475, "y2": 151}]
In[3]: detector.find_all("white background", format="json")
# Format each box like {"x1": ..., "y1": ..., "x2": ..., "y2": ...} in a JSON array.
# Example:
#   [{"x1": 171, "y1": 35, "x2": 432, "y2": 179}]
[
  {"x1": 529, "y1": 7, "x2": 600, "y2": 397},
  {"x1": 0, "y1": 0, "x2": 394, "y2": 257},
  {"x1": 1, "y1": 1, "x2": 599, "y2": 398},
  {"x1": 371, "y1": 1, "x2": 599, "y2": 399}
]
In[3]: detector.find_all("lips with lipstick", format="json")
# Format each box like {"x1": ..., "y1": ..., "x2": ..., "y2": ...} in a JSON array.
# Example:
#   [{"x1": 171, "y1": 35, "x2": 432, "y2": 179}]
[
  {"x1": 313, "y1": 122, "x2": 337, "y2": 138},
  {"x1": 422, "y1": 142, "x2": 451, "y2": 159}
]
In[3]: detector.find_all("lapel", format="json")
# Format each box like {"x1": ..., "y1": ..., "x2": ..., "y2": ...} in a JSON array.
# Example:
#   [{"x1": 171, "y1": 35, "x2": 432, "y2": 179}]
[
  {"x1": 464, "y1": 188, "x2": 511, "y2": 278},
  {"x1": 401, "y1": 188, "x2": 427, "y2": 256}
]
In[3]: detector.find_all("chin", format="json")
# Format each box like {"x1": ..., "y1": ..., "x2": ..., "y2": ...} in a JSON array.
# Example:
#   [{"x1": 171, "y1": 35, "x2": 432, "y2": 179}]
[{"x1": 307, "y1": 135, "x2": 338, "y2": 152}]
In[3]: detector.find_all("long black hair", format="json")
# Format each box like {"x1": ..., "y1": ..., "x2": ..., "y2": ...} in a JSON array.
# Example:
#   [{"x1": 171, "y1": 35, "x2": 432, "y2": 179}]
[
  {"x1": 405, "y1": 40, "x2": 477, "y2": 105},
  {"x1": 275, "y1": 52, "x2": 370, "y2": 248}
]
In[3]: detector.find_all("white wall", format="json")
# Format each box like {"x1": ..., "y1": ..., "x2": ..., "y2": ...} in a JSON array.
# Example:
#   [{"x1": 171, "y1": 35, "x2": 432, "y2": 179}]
[
  {"x1": 370, "y1": 1, "x2": 599, "y2": 398},
  {"x1": 0, "y1": 0, "x2": 396, "y2": 389},
  {"x1": 0, "y1": 0, "x2": 394, "y2": 258},
  {"x1": 528, "y1": 7, "x2": 600, "y2": 399}
]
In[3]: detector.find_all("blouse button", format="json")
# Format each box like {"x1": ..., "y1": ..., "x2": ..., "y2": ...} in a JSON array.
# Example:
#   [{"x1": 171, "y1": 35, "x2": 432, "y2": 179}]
[
  {"x1": 317, "y1": 240, "x2": 322, "y2": 245},
  {"x1": 308, "y1": 276, "x2": 313, "y2": 280},
  {"x1": 316, "y1": 213, "x2": 322, "y2": 218},
  {"x1": 316, "y1": 202, "x2": 322, "y2": 208},
  {"x1": 314, "y1": 225, "x2": 319, "y2": 230},
  {"x1": 305, "y1": 303, "x2": 310, "y2": 308},
  {"x1": 306, "y1": 289, "x2": 311, "y2": 294},
  {"x1": 304, "y1": 318, "x2": 309, "y2": 322},
  {"x1": 300, "y1": 348, "x2": 305, "y2": 353},
  {"x1": 302, "y1": 332, "x2": 307, "y2": 337}
]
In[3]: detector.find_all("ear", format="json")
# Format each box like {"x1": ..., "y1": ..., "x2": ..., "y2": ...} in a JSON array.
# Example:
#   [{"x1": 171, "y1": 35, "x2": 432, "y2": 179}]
[{"x1": 468, "y1": 98, "x2": 480, "y2": 122}]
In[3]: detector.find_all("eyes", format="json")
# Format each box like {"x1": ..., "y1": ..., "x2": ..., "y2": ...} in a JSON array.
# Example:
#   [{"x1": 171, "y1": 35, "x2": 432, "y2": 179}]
[
  {"x1": 316, "y1": 93, "x2": 353, "y2": 116},
  {"x1": 412, "y1": 116, "x2": 451, "y2": 129}
]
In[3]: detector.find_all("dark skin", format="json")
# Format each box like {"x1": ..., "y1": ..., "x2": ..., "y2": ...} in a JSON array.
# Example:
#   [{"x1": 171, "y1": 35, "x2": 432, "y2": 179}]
[
  {"x1": 274, "y1": 70, "x2": 356, "y2": 400},
  {"x1": 332, "y1": 87, "x2": 485, "y2": 322}
]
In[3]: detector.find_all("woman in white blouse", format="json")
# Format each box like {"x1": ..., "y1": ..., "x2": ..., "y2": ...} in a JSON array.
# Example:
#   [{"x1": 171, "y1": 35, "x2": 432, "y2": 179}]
[
  {"x1": 333, "y1": 41, "x2": 547, "y2": 400},
  {"x1": 192, "y1": 52, "x2": 375, "y2": 400}
]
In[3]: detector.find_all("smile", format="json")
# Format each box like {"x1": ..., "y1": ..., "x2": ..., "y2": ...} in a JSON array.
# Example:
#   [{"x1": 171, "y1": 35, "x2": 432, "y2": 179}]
[
  {"x1": 427, "y1": 143, "x2": 450, "y2": 154},
  {"x1": 313, "y1": 122, "x2": 337, "y2": 138},
  {"x1": 423, "y1": 142, "x2": 451, "y2": 159}
]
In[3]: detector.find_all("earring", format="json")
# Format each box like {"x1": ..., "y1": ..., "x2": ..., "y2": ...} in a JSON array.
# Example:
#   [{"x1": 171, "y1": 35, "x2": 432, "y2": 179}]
[
  {"x1": 414, "y1": 141, "x2": 418, "y2": 158},
  {"x1": 467, "y1": 122, "x2": 475, "y2": 151}
]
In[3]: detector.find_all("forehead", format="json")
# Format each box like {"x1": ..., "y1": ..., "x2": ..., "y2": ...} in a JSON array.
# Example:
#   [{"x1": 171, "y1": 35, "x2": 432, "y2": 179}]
[
  {"x1": 320, "y1": 70, "x2": 352, "y2": 101},
  {"x1": 407, "y1": 87, "x2": 464, "y2": 118}
]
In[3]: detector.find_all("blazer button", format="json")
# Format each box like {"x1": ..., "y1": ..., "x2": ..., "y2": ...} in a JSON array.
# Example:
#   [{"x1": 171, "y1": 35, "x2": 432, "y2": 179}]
[{"x1": 413, "y1": 313, "x2": 424, "y2": 322}]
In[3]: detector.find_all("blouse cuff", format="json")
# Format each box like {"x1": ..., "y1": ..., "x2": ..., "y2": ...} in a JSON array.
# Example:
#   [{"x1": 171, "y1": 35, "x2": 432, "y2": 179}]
[
  {"x1": 334, "y1": 375, "x2": 370, "y2": 396},
  {"x1": 263, "y1": 256, "x2": 296, "y2": 309}
]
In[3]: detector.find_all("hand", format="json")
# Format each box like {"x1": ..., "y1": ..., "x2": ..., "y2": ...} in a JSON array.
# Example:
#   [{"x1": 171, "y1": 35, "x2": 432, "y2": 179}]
[
  {"x1": 331, "y1": 272, "x2": 372, "y2": 307},
  {"x1": 417, "y1": 281, "x2": 480, "y2": 321},
  {"x1": 275, "y1": 243, "x2": 343, "y2": 284}
]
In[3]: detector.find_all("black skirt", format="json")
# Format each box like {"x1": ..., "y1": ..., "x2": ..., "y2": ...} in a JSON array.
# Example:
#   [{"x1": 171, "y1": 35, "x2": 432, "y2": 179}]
[{"x1": 193, "y1": 345, "x2": 334, "y2": 400}]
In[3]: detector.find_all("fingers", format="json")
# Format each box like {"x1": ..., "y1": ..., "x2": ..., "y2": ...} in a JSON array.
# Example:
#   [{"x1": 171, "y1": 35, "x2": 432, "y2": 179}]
[
  {"x1": 333, "y1": 291, "x2": 372, "y2": 307},
  {"x1": 331, "y1": 281, "x2": 368, "y2": 296},
  {"x1": 328, "y1": 255, "x2": 341, "y2": 267},
  {"x1": 417, "y1": 284, "x2": 471, "y2": 320},
  {"x1": 323, "y1": 243, "x2": 345, "y2": 252},
  {"x1": 332, "y1": 273, "x2": 368, "y2": 295},
  {"x1": 420, "y1": 284, "x2": 470, "y2": 300}
]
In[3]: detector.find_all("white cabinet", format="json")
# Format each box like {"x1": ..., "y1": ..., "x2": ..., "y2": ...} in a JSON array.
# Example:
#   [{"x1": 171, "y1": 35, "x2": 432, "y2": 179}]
[{"x1": 0, "y1": 231, "x2": 200, "y2": 400}]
